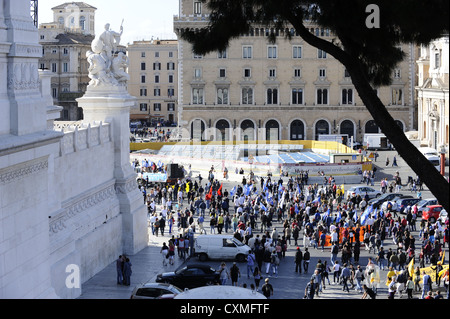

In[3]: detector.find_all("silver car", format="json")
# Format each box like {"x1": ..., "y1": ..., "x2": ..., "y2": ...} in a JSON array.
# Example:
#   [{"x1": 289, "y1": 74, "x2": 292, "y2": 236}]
[
  {"x1": 130, "y1": 282, "x2": 183, "y2": 299},
  {"x1": 346, "y1": 186, "x2": 381, "y2": 200}
]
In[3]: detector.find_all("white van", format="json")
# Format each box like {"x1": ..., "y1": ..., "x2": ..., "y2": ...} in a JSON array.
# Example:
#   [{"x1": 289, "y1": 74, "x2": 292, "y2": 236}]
[
  {"x1": 418, "y1": 147, "x2": 441, "y2": 170},
  {"x1": 194, "y1": 235, "x2": 250, "y2": 262}
]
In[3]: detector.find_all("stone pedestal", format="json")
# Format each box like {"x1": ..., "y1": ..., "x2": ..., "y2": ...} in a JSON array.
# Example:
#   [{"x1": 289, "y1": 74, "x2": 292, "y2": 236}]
[{"x1": 77, "y1": 85, "x2": 148, "y2": 254}]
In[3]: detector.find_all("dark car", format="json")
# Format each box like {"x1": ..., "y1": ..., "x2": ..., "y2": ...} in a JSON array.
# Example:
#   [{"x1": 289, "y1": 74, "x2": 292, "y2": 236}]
[
  {"x1": 367, "y1": 193, "x2": 413, "y2": 209},
  {"x1": 155, "y1": 264, "x2": 220, "y2": 289},
  {"x1": 395, "y1": 198, "x2": 421, "y2": 214},
  {"x1": 130, "y1": 282, "x2": 183, "y2": 299}
]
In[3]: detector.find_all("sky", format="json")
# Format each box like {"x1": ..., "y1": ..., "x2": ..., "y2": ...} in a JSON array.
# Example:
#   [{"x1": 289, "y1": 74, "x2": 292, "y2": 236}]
[{"x1": 38, "y1": 0, "x2": 180, "y2": 45}]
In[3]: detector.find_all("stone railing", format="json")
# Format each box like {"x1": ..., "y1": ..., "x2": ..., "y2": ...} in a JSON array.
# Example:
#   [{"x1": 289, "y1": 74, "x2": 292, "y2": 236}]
[{"x1": 54, "y1": 121, "x2": 111, "y2": 156}]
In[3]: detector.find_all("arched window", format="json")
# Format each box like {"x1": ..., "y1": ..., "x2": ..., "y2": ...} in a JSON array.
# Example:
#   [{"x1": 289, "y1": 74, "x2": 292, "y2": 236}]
[
  {"x1": 365, "y1": 120, "x2": 379, "y2": 133},
  {"x1": 290, "y1": 120, "x2": 305, "y2": 140},
  {"x1": 395, "y1": 120, "x2": 404, "y2": 132},
  {"x1": 191, "y1": 119, "x2": 205, "y2": 141},
  {"x1": 58, "y1": 17, "x2": 64, "y2": 25},
  {"x1": 340, "y1": 120, "x2": 355, "y2": 144},
  {"x1": 266, "y1": 120, "x2": 280, "y2": 141},
  {"x1": 315, "y1": 120, "x2": 329, "y2": 140},
  {"x1": 241, "y1": 120, "x2": 255, "y2": 141},
  {"x1": 216, "y1": 120, "x2": 230, "y2": 141}
]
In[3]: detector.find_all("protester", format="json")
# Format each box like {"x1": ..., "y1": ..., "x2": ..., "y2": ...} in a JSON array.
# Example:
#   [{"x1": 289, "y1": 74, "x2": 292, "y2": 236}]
[{"x1": 139, "y1": 161, "x2": 445, "y2": 301}]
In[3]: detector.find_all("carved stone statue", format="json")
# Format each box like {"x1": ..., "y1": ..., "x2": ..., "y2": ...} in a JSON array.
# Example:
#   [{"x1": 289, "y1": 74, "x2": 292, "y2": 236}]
[
  {"x1": 112, "y1": 52, "x2": 130, "y2": 84},
  {"x1": 86, "y1": 50, "x2": 116, "y2": 87},
  {"x1": 87, "y1": 22, "x2": 128, "y2": 88}
]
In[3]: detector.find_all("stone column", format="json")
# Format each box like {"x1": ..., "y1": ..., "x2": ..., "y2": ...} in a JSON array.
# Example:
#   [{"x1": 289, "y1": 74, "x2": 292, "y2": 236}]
[
  {"x1": 77, "y1": 86, "x2": 148, "y2": 254},
  {"x1": 0, "y1": 0, "x2": 60, "y2": 299},
  {"x1": 3, "y1": 0, "x2": 45, "y2": 136}
]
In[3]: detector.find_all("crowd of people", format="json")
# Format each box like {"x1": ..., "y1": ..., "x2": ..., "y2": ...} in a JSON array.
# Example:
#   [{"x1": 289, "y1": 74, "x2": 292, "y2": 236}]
[
  {"x1": 130, "y1": 126, "x2": 173, "y2": 143},
  {"x1": 142, "y1": 165, "x2": 448, "y2": 299}
]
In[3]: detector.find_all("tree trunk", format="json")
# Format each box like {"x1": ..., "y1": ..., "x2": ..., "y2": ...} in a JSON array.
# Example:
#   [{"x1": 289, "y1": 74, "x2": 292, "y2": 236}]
[
  {"x1": 347, "y1": 62, "x2": 449, "y2": 212},
  {"x1": 289, "y1": 19, "x2": 449, "y2": 212}
]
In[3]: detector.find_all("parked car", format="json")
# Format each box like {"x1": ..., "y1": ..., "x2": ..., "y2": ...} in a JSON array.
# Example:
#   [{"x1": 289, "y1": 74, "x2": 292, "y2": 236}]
[
  {"x1": 422, "y1": 205, "x2": 444, "y2": 223},
  {"x1": 194, "y1": 235, "x2": 250, "y2": 262},
  {"x1": 130, "y1": 282, "x2": 183, "y2": 299},
  {"x1": 414, "y1": 198, "x2": 439, "y2": 216},
  {"x1": 155, "y1": 264, "x2": 220, "y2": 289},
  {"x1": 346, "y1": 186, "x2": 381, "y2": 200},
  {"x1": 368, "y1": 193, "x2": 413, "y2": 209},
  {"x1": 438, "y1": 209, "x2": 448, "y2": 224},
  {"x1": 395, "y1": 198, "x2": 421, "y2": 214},
  {"x1": 380, "y1": 195, "x2": 414, "y2": 212}
]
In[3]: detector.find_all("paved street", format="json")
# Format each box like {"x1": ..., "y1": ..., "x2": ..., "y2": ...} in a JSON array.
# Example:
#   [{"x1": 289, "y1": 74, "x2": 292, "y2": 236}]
[{"x1": 79, "y1": 150, "x2": 448, "y2": 299}]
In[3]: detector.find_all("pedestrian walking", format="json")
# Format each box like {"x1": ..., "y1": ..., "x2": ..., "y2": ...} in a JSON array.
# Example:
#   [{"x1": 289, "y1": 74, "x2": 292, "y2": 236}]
[
  {"x1": 340, "y1": 263, "x2": 351, "y2": 292},
  {"x1": 388, "y1": 276, "x2": 397, "y2": 299},
  {"x1": 295, "y1": 247, "x2": 303, "y2": 274},
  {"x1": 331, "y1": 243, "x2": 339, "y2": 265},
  {"x1": 406, "y1": 276, "x2": 414, "y2": 299},
  {"x1": 219, "y1": 262, "x2": 230, "y2": 285},
  {"x1": 161, "y1": 242, "x2": 169, "y2": 266},
  {"x1": 247, "y1": 250, "x2": 255, "y2": 278},
  {"x1": 354, "y1": 265, "x2": 364, "y2": 293},
  {"x1": 230, "y1": 262, "x2": 241, "y2": 286},
  {"x1": 392, "y1": 156, "x2": 398, "y2": 167},
  {"x1": 304, "y1": 279, "x2": 315, "y2": 299},
  {"x1": 332, "y1": 261, "x2": 341, "y2": 284},
  {"x1": 421, "y1": 271, "x2": 432, "y2": 299},
  {"x1": 263, "y1": 248, "x2": 272, "y2": 275},
  {"x1": 253, "y1": 266, "x2": 262, "y2": 291},
  {"x1": 261, "y1": 278, "x2": 274, "y2": 299},
  {"x1": 303, "y1": 247, "x2": 310, "y2": 273},
  {"x1": 168, "y1": 241, "x2": 175, "y2": 265}
]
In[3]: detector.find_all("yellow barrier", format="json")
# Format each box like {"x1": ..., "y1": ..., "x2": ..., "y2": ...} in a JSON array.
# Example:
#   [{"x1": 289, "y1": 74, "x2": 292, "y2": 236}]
[{"x1": 130, "y1": 139, "x2": 360, "y2": 153}]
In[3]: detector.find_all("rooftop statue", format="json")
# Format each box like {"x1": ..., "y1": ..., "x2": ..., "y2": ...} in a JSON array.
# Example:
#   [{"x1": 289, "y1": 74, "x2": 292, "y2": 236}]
[{"x1": 87, "y1": 21, "x2": 128, "y2": 87}]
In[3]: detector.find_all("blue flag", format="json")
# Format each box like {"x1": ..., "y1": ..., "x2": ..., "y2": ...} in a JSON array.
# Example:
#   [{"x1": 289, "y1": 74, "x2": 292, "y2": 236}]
[
  {"x1": 230, "y1": 186, "x2": 236, "y2": 197},
  {"x1": 244, "y1": 184, "x2": 251, "y2": 196},
  {"x1": 263, "y1": 179, "x2": 268, "y2": 192},
  {"x1": 336, "y1": 210, "x2": 342, "y2": 223},
  {"x1": 360, "y1": 205, "x2": 373, "y2": 225},
  {"x1": 353, "y1": 210, "x2": 358, "y2": 222},
  {"x1": 266, "y1": 192, "x2": 274, "y2": 206},
  {"x1": 260, "y1": 203, "x2": 267, "y2": 211},
  {"x1": 312, "y1": 195, "x2": 321, "y2": 204}
]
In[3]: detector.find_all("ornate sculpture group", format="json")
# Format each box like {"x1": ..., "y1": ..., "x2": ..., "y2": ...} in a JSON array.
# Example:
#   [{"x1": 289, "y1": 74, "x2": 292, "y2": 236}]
[{"x1": 86, "y1": 22, "x2": 130, "y2": 87}]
